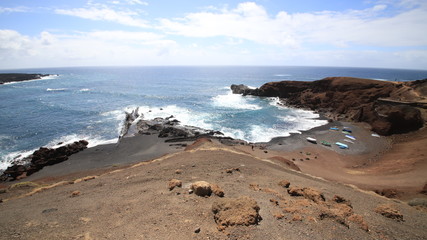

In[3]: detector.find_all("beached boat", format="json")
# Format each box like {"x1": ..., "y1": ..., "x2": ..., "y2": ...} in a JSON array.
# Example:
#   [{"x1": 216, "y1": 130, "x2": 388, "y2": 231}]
[
  {"x1": 306, "y1": 137, "x2": 317, "y2": 143},
  {"x1": 345, "y1": 135, "x2": 356, "y2": 140},
  {"x1": 321, "y1": 140, "x2": 331, "y2": 146},
  {"x1": 329, "y1": 127, "x2": 339, "y2": 131},
  {"x1": 342, "y1": 128, "x2": 352, "y2": 133},
  {"x1": 335, "y1": 142, "x2": 349, "y2": 149}
]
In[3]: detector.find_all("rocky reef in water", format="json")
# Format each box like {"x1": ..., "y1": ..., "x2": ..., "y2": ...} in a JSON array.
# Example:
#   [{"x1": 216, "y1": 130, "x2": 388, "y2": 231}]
[
  {"x1": 0, "y1": 73, "x2": 52, "y2": 84},
  {"x1": 119, "y1": 108, "x2": 236, "y2": 143},
  {"x1": 231, "y1": 77, "x2": 427, "y2": 135}
]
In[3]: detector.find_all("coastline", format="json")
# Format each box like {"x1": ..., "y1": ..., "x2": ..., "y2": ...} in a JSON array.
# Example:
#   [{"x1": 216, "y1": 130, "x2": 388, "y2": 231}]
[
  {"x1": 0, "y1": 73, "x2": 54, "y2": 85},
  {"x1": 5, "y1": 117, "x2": 425, "y2": 201},
  {"x1": 0, "y1": 129, "x2": 426, "y2": 239},
  {"x1": 0, "y1": 77, "x2": 426, "y2": 239},
  {"x1": 2, "y1": 97, "x2": 425, "y2": 201}
]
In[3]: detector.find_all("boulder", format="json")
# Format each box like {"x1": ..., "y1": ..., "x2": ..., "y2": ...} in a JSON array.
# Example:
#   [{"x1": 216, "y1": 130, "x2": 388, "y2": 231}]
[
  {"x1": 212, "y1": 196, "x2": 262, "y2": 230},
  {"x1": 319, "y1": 203, "x2": 354, "y2": 227},
  {"x1": 332, "y1": 195, "x2": 352, "y2": 207},
  {"x1": 2, "y1": 165, "x2": 27, "y2": 180},
  {"x1": 374, "y1": 204, "x2": 404, "y2": 221},
  {"x1": 230, "y1": 84, "x2": 256, "y2": 95},
  {"x1": 374, "y1": 189, "x2": 399, "y2": 198},
  {"x1": 288, "y1": 187, "x2": 325, "y2": 203},
  {"x1": 287, "y1": 187, "x2": 304, "y2": 197},
  {"x1": 211, "y1": 184, "x2": 225, "y2": 197},
  {"x1": 191, "y1": 181, "x2": 212, "y2": 197},
  {"x1": 168, "y1": 179, "x2": 182, "y2": 191},
  {"x1": 278, "y1": 180, "x2": 291, "y2": 188}
]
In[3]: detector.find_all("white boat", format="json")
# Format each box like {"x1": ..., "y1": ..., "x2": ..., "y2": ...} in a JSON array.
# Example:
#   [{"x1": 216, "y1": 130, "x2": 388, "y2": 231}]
[
  {"x1": 345, "y1": 135, "x2": 356, "y2": 140},
  {"x1": 306, "y1": 137, "x2": 317, "y2": 143},
  {"x1": 335, "y1": 142, "x2": 349, "y2": 149}
]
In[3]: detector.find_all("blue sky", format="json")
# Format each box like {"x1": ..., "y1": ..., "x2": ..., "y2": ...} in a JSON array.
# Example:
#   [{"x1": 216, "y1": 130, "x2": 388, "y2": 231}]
[{"x1": 1, "y1": 0, "x2": 426, "y2": 69}]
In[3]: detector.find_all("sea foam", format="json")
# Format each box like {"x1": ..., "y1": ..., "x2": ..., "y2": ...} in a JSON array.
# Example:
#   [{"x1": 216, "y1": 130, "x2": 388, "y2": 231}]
[{"x1": 212, "y1": 91, "x2": 262, "y2": 110}]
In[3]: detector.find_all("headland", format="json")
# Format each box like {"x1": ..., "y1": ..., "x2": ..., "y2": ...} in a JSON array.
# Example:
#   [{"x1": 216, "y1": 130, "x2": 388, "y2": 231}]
[{"x1": 0, "y1": 73, "x2": 52, "y2": 84}]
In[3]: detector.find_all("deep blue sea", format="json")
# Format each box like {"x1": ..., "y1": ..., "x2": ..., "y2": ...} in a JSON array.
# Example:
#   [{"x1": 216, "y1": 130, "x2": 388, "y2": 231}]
[{"x1": 1, "y1": 66, "x2": 427, "y2": 170}]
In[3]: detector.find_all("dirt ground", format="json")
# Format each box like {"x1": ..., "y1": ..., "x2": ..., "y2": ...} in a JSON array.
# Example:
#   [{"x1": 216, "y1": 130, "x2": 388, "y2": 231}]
[
  {"x1": 0, "y1": 139, "x2": 426, "y2": 240},
  {"x1": 234, "y1": 122, "x2": 427, "y2": 200}
]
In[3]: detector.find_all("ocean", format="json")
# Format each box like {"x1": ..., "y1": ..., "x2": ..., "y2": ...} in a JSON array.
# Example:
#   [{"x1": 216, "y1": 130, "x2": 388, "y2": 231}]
[{"x1": 1, "y1": 66, "x2": 427, "y2": 170}]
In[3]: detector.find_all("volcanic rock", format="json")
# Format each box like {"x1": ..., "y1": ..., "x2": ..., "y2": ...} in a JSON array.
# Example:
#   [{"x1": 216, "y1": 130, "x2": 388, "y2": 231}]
[
  {"x1": 211, "y1": 184, "x2": 225, "y2": 197},
  {"x1": 232, "y1": 77, "x2": 427, "y2": 135},
  {"x1": 0, "y1": 73, "x2": 51, "y2": 84},
  {"x1": 191, "y1": 181, "x2": 212, "y2": 197},
  {"x1": 278, "y1": 180, "x2": 291, "y2": 188},
  {"x1": 212, "y1": 196, "x2": 262, "y2": 230},
  {"x1": 1, "y1": 140, "x2": 88, "y2": 181},
  {"x1": 168, "y1": 179, "x2": 182, "y2": 191},
  {"x1": 375, "y1": 204, "x2": 404, "y2": 221},
  {"x1": 288, "y1": 187, "x2": 325, "y2": 203},
  {"x1": 118, "y1": 107, "x2": 140, "y2": 140},
  {"x1": 136, "y1": 117, "x2": 224, "y2": 141}
]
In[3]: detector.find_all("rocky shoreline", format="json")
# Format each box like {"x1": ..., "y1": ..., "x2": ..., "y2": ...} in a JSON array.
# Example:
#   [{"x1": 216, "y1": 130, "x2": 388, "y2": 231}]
[
  {"x1": 2, "y1": 76, "x2": 426, "y2": 186},
  {"x1": 1, "y1": 110, "x2": 244, "y2": 182},
  {"x1": 231, "y1": 77, "x2": 427, "y2": 135},
  {"x1": 1, "y1": 141, "x2": 88, "y2": 181},
  {"x1": 0, "y1": 73, "x2": 53, "y2": 84}
]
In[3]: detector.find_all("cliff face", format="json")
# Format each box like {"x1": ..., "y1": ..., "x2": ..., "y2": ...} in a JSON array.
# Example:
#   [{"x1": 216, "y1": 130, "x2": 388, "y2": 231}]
[{"x1": 232, "y1": 77, "x2": 427, "y2": 135}]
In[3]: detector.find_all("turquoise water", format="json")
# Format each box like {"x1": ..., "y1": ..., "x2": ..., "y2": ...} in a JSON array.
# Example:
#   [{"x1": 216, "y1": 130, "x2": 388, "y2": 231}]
[{"x1": 1, "y1": 66, "x2": 426, "y2": 169}]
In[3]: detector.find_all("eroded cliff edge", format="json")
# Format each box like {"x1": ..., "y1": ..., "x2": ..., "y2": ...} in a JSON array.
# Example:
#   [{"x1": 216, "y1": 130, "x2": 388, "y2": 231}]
[{"x1": 232, "y1": 77, "x2": 427, "y2": 135}]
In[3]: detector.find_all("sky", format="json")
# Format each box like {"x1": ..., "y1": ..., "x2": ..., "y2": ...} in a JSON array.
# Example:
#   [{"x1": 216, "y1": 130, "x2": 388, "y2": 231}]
[{"x1": 1, "y1": 0, "x2": 427, "y2": 70}]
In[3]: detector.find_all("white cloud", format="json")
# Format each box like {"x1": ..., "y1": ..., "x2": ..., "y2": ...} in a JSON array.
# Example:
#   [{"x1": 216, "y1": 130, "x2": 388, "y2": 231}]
[
  {"x1": 1, "y1": 1, "x2": 427, "y2": 69},
  {"x1": 0, "y1": 7, "x2": 28, "y2": 13},
  {"x1": 126, "y1": 0, "x2": 148, "y2": 5},
  {"x1": 0, "y1": 30, "x2": 30, "y2": 50},
  {"x1": 55, "y1": 5, "x2": 149, "y2": 28},
  {"x1": 0, "y1": 29, "x2": 178, "y2": 68},
  {"x1": 109, "y1": 0, "x2": 148, "y2": 6},
  {"x1": 160, "y1": 1, "x2": 427, "y2": 48}
]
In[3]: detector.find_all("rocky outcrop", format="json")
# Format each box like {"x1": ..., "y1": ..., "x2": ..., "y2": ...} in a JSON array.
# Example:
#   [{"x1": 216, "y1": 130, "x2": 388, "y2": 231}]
[
  {"x1": 118, "y1": 107, "x2": 140, "y2": 141},
  {"x1": 375, "y1": 204, "x2": 404, "y2": 221},
  {"x1": 135, "y1": 116, "x2": 224, "y2": 141},
  {"x1": 212, "y1": 196, "x2": 262, "y2": 231},
  {"x1": 0, "y1": 73, "x2": 52, "y2": 84},
  {"x1": 230, "y1": 84, "x2": 258, "y2": 95},
  {"x1": 232, "y1": 77, "x2": 427, "y2": 135},
  {"x1": 1, "y1": 140, "x2": 88, "y2": 181},
  {"x1": 191, "y1": 181, "x2": 212, "y2": 197}
]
